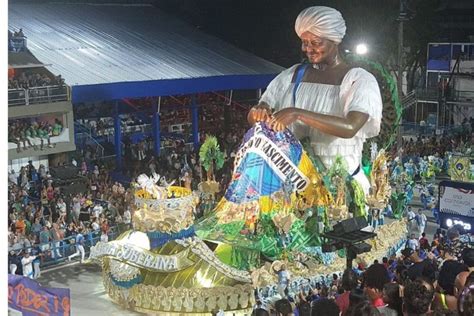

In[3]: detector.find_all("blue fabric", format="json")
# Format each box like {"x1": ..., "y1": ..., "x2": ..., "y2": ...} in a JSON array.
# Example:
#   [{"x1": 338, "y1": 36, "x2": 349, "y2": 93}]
[
  {"x1": 109, "y1": 273, "x2": 143, "y2": 289},
  {"x1": 75, "y1": 234, "x2": 84, "y2": 245},
  {"x1": 292, "y1": 63, "x2": 309, "y2": 106},
  {"x1": 147, "y1": 226, "x2": 195, "y2": 248}
]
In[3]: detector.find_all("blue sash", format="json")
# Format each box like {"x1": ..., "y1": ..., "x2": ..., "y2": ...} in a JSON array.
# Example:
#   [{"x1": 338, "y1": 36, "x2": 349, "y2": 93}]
[{"x1": 292, "y1": 63, "x2": 310, "y2": 106}]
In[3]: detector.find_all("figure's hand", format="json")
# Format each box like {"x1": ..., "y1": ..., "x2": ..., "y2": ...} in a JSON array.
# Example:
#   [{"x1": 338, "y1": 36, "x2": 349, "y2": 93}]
[
  {"x1": 270, "y1": 108, "x2": 300, "y2": 132},
  {"x1": 248, "y1": 104, "x2": 272, "y2": 125}
]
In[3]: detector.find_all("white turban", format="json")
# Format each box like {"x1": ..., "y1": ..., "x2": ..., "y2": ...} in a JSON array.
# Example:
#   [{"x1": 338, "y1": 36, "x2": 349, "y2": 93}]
[{"x1": 295, "y1": 6, "x2": 346, "y2": 44}]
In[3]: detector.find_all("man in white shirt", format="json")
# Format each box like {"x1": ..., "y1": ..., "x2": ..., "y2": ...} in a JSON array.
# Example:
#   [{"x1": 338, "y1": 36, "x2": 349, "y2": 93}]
[
  {"x1": 91, "y1": 218, "x2": 100, "y2": 231},
  {"x1": 68, "y1": 228, "x2": 85, "y2": 263},
  {"x1": 406, "y1": 206, "x2": 417, "y2": 235},
  {"x1": 415, "y1": 208, "x2": 427, "y2": 236},
  {"x1": 406, "y1": 233, "x2": 419, "y2": 251},
  {"x1": 57, "y1": 198, "x2": 67, "y2": 219},
  {"x1": 92, "y1": 203, "x2": 103, "y2": 219},
  {"x1": 21, "y1": 250, "x2": 37, "y2": 279},
  {"x1": 123, "y1": 208, "x2": 132, "y2": 226}
]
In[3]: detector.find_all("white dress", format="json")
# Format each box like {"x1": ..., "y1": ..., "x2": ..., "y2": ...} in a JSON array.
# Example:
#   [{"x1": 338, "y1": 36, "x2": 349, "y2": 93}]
[{"x1": 260, "y1": 64, "x2": 383, "y2": 194}]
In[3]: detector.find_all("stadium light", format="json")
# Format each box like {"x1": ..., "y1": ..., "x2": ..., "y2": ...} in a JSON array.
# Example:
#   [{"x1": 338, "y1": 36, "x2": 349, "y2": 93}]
[{"x1": 355, "y1": 43, "x2": 368, "y2": 55}]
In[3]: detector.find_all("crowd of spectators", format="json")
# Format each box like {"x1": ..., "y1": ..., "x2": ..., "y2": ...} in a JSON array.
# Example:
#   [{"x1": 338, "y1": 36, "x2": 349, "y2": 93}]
[
  {"x1": 8, "y1": 69, "x2": 67, "y2": 106},
  {"x1": 400, "y1": 128, "x2": 473, "y2": 164},
  {"x1": 72, "y1": 93, "x2": 253, "y2": 200},
  {"x1": 7, "y1": 158, "x2": 132, "y2": 279},
  {"x1": 76, "y1": 114, "x2": 148, "y2": 138},
  {"x1": 8, "y1": 118, "x2": 63, "y2": 152},
  {"x1": 254, "y1": 226, "x2": 473, "y2": 316},
  {"x1": 8, "y1": 71, "x2": 64, "y2": 90},
  {"x1": 74, "y1": 92, "x2": 252, "y2": 144}
]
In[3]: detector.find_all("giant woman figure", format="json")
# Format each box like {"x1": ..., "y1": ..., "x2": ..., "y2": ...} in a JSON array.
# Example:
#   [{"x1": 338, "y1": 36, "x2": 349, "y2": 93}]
[{"x1": 248, "y1": 6, "x2": 383, "y2": 194}]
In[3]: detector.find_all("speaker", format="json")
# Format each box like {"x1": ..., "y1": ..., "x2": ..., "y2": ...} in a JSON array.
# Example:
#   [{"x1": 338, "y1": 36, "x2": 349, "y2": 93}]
[
  {"x1": 349, "y1": 242, "x2": 372, "y2": 255},
  {"x1": 333, "y1": 216, "x2": 368, "y2": 235},
  {"x1": 50, "y1": 166, "x2": 80, "y2": 179}
]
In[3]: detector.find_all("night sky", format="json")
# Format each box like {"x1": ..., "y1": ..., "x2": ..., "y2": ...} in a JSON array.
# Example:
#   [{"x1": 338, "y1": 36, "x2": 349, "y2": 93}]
[{"x1": 156, "y1": 0, "x2": 474, "y2": 67}]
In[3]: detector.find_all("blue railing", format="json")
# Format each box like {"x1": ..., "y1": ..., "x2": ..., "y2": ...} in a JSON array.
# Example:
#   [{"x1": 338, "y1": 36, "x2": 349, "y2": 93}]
[{"x1": 11, "y1": 223, "x2": 131, "y2": 269}]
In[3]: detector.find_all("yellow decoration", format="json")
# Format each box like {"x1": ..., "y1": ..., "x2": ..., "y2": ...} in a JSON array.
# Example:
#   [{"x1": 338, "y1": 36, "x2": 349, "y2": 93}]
[
  {"x1": 367, "y1": 150, "x2": 391, "y2": 209},
  {"x1": 133, "y1": 186, "x2": 199, "y2": 233},
  {"x1": 449, "y1": 156, "x2": 472, "y2": 182}
]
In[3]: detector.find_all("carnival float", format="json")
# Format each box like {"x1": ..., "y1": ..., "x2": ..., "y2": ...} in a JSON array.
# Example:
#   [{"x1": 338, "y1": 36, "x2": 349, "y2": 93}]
[{"x1": 88, "y1": 57, "x2": 409, "y2": 314}]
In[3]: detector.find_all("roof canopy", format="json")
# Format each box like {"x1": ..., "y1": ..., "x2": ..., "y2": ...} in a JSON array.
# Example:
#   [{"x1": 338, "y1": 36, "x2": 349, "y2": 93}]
[
  {"x1": 8, "y1": 51, "x2": 47, "y2": 69},
  {"x1": 9, "y1": 3, "x2": 283, "y2": 103}
]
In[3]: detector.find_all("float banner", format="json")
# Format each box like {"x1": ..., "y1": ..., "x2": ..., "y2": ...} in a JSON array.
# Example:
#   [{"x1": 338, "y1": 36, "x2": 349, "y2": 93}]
[
  {"x1": 8, "y1": 274, "x2": 70, "y2": 316},
  {"x1": 89, "y1": 241, "x2": 194, "y2": 272},
  {"x1": 235, "y1": 125, "x2": 309, "y2": 192}
]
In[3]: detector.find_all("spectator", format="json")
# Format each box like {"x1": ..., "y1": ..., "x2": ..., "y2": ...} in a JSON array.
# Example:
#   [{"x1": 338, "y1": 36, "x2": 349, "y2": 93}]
[
  {"x1": 419, "y1": 233, "x2": 430, "y2": 250},
  {"x1": 39, "y1": 226, "x2": 51, "y2": 253},
  {"x1": 71, "y1": 196, "x2": 81, "y2": 222},
  {"x1": 458, "y1": 272, "x2": 474, "y2": 316},
  {"x1": 56, "y1": 198, "x2": 67, "y2": 220},
  {"x1": 403, "y1": 278, "x2": 435, "y2": 315},
  {"x1": 21, "y1": 249, "x2": 37, "y2": 279},
  {"x1": 311, "y1": 298, "x2": 340, "y2": 316},
  {"x1": 91, "y1": 218, "x2": 100, "y2": 231},
  {"x1": 46, "y1": 182, "x2": 54, "y2": 201},
  {"x1": 68, "y1": 227, "x2": 85, "y2": 263},
  {"x1": 433, "y1": 260, "x2": 468, "y2": 310},
  {"x1": 382, "y1": 257, "x2": 389, "y2": 269},
  {"x1": 402, "y1": 248, "x2": 437, "y2": 282},
  {"x1": 377, "y1": 282, "x2": 402, "y2": 316},
  {"x1": 363, "y1": 264, "x2": 390, "y2": 307},
  {"x1": 347, "y1": 300, "x2": 381, "y2": 316},
  {"x1": 341, "y1": 287, "x2": 367, "y2": 315},
  {"x1": 31, "y1": 217, "x2": 42, "y2": 238},
  {"x1": 100, "y1": 219, "x2": 110, "y2": 243},
  {"x1": 52, "y1": 118, "x2": 63, "y2": 136},
  {"x1": 252, "y1": 308, "x2": 270, "y2": 316},
  {"x1": 406, "y1": 234, "x2": 420, "y2": 251},
  {"x1": 274, "y1": 298, "x2": 293, "y2": 316},
  {"x1": 462, "y1": 248, "x2": 474, "y2": 272},
  {"x1": 336, "y1": 268, "x2": 358, "y2": 315},
  {"x1": 31, "y1": 247, "x2": 42, "y2": 279},
  {"x1": 9, "y1": 250, "x2": 21, "y2": 275},
  {"x1": 50, "y1": 223, "x2": 63, "y2": 259},
  {"x1": 123, "y1": 207, "x2": 131, "y2": 226},
  {"x1": 15, "y1": 215, "x2": 26, "y2": 235},
  {"x1": 446, "y1": 227, "x2": 467, "y2": 261}
]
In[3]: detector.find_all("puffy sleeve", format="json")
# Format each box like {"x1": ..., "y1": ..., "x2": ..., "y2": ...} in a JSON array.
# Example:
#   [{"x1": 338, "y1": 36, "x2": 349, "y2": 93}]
[
  {"x1": 340, "y1": 68, "x2": 383, "y2": 139},
  {"x1": 259, "y1": 65, "x2": 298, "y2": 111}
]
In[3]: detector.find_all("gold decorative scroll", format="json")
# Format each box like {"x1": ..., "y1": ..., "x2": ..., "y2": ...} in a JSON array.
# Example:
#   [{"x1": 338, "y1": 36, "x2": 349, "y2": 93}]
[{"x1": 90, "y1": 242, "x2": 194, "y2": 272}]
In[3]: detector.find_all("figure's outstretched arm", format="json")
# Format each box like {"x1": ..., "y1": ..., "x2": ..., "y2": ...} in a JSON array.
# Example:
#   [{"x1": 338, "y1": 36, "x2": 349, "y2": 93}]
[
  {"x1": 297, "y1": 109, "x2": 369, "y2": 138},
  {"x1": 271, "y1": 107, "x2": 369, "y2": 139}
]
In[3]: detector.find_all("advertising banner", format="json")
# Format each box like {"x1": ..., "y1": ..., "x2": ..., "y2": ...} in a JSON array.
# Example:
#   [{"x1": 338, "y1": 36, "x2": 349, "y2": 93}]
[
  {"x1": 439, "y1": 186, "x2": 474, "y2": 217},
  {"x1": 8, "y1": 274, "x2": 70, "y2": 316}
]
